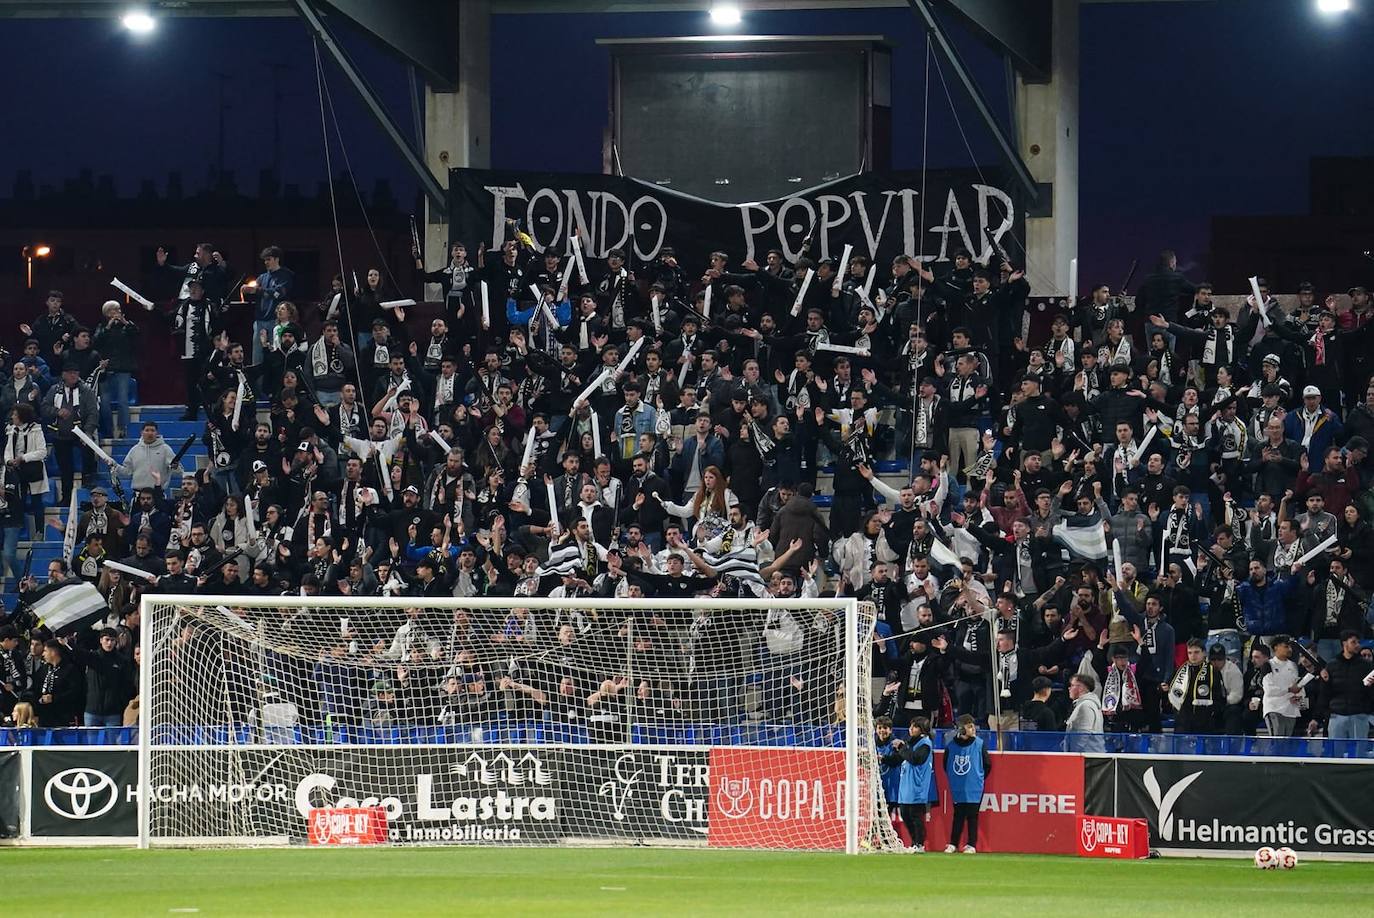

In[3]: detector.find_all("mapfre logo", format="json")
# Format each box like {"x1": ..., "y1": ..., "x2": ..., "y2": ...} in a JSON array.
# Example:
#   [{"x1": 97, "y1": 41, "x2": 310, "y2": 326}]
[{"x1": 44, "y1": 767, "x2": 119, "y2": 820}]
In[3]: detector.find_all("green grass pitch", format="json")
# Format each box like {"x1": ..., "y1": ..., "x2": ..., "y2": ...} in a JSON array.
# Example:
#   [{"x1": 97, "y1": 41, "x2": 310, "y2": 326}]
[{"x1": 8, "y1": 848, "x2": 1373, "y2": 916}]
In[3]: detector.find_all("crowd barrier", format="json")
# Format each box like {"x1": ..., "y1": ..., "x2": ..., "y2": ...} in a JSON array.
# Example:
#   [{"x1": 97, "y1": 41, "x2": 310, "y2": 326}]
[
  {"x1": 2, "y1": 741, "x2": 1371, "y2": 856},
  {"x1": 7, "y1": 724, "x2": 1373, "y2": 760}
]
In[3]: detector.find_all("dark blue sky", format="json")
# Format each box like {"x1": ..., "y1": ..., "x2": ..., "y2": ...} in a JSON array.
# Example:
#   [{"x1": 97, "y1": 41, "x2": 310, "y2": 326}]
[{"x1": 2, "y1": 0, "x2": 1370, "y2": 286}]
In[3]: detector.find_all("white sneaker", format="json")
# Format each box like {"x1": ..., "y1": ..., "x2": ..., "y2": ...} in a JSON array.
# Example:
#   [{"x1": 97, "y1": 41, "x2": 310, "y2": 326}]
[
  {"x1": 943, "y1": 844, "x2": 957, "y2": 853},
  {"x1": 962, "y1": 846, "x2": 977, "y2": 854},
  {"x1": 909, "y1": 845, "x2": 924, "y2": 853}
]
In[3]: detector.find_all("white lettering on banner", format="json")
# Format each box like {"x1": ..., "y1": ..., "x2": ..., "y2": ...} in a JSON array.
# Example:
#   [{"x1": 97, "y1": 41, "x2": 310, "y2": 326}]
[
  {"x1": 772, "y1": 197, "x2": 817, "y2": 264},
  {"x1": 976, "y1": 184, "x2": 1015, "y2": 263},
  {"x1": 629, "y1": 196, "x2": 668, "y2": 262},
  {"x1": 526, "y1": 186, "x2": 565, "y2": 250},
  {"x1": 815, "y1": 195, "x2": 853, "y2": 259},
  {"x1": 486, "y1": 178, "x2": 1016, "y2": 267},
  {"x1": 981, "y1": 793, "x2": 1077, "y2": 815},
  {"x1": 597, "y1": 752, "x2": 708, "y2": 834},
  {"x1": 716, "y1": 775, "x2": 847, "y2": 821},
  {"x1": 295, "y1": 772, "x2": 403, "y2": 822},
  {"x1": 148, "y1": 783, "x2": 291, "y2": 805},
  {"x1": 932, "y1": 189, "x2": 975, "y2": 263},
  {"x1": 595, "y1": 192, "x2": 632, "y2": 255},
  {"x1": 851, "y1": 191, "x2": 899, "y2": 262},
  {"x1": 737, "y1": 203, "x2": 776, "y2": 264},
  {"x1": 486, "y1": 184, "x2": 528, "y2": 250}
]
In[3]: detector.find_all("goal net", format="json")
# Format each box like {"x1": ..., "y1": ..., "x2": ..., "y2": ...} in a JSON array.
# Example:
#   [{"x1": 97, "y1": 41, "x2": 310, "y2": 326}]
[{"x1": 139, "y1": 596, "x2": 900, "y2": 852}]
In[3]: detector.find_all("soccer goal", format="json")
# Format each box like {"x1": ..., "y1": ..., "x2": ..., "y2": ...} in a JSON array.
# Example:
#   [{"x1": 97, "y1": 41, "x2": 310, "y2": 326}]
[{"x1": 138, "y1": 595, "x2": 901, "y2": 853}]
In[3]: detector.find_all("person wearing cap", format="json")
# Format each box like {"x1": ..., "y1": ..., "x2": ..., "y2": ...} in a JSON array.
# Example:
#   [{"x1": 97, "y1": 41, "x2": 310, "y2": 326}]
[
  {"x1": 92, "y1": 300, "x2": 140, "y2": 440},
  {"x1": 1283, "y1": 384, "x2": 1343, "y2": 466},
  {"x1": 359, "y1": 319, "x2": 395, "y2": 392},
  {"x1": 1203, "y1": 641, "x2": 1244, "y2": 734},
  {"x1": 1086, "y1": 359, "x2": 1164, "y2": 446},
  {"x1": 1257, "y1": 636, "x2": 1301, "y2": 738},
  {"x1": 40, "y1": 358, "x2": 97, "y2": 505}
]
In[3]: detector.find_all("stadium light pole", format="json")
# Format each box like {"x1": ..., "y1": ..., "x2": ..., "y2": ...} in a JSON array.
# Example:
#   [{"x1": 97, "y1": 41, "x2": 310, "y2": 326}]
[{"x1": 22, "y1": 244, "x2": 50, "y2": 289}]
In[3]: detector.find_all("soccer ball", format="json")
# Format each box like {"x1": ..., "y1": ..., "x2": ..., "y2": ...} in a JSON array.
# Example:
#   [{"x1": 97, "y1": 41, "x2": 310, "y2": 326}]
[
  {"x1": 1275, "y1": 846, "x2": 1298, "y2": 869},
  {"x1": 1254, "y1": 846, "x2": 1278, "y2": 869}
]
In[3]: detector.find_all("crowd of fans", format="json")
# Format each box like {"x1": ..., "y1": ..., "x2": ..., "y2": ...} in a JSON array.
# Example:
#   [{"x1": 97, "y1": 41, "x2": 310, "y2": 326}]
[{"x1": 2, "y1": 228, "x2": 1373, "y2": 742}]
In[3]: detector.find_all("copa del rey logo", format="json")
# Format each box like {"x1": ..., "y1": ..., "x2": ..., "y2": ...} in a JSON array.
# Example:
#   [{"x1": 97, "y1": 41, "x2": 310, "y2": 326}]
[
  {"x1": 1081, "y1": 817, "x2": 1130, "y2": 853},
  {"x1": 714, "y1": 773, "x2": 846, "y2": 821}
]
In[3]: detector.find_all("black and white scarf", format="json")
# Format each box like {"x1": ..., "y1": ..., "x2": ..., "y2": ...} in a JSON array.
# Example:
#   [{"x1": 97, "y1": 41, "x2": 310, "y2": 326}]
[{"x1": 1169, "y1": 661, "x2": 1213, "y2": 709}]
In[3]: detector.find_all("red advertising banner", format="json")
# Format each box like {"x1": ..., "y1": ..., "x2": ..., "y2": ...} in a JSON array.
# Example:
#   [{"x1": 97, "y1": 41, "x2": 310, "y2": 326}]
[
  {"x1": 707, "y1": 748, "x2": 848, "y2": 850},
  {"x1": 307, "y1": 807, "x2": 388, "y2": 846},
  {"x1": 1076, "y1": 815, "x2": 1149, "y2": 859},
  {"x1": 925, "y1": 752, "x2": 1083, "y2": 855}
]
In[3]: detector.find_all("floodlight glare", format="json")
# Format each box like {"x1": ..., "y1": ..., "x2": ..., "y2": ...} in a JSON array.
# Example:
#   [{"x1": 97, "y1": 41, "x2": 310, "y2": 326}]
[
  {"x1": 121, "y1": 10, "x2": 157, "y2": 33},
  {"x1": 1316, "y1": 0, "x2": 1351, "y2": 13},
  {"x1": 709, "y1": 4, "x2": 743, "y2": 26}
]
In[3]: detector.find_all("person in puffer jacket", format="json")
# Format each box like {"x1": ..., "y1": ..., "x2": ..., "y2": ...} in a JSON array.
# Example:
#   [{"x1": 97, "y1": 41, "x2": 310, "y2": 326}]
[{"x1": 1235, "y1": 559, "x2": 1296, "y2": 641}]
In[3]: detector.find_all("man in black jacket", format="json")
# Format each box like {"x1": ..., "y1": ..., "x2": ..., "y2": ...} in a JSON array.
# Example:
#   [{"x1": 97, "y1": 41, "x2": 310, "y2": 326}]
[
  {"x1": 1134, "y1": 250, "x2": 1195, "y2": 325},
  {"x1": 619, "y1": 453, "x2": 670, "y2": 550},
  {"x1": 1321, "y1": 630, "x2": 1373, "y2": 740},
  {"x1": 94, "y1": 301, "x2": 140, "y2": 439},
  {"x1": 0, "y1": 626, "x2": 26, "y2": 720},
  {"x1": 35, "y1": 639, "x2": 84, "y2": 727},
  {"x1": 75, "y1": 629, "x2": 135, "y2": 727}
]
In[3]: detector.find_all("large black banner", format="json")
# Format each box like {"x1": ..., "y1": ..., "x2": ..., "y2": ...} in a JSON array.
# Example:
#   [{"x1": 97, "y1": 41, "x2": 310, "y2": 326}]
[
  {"x1": 151, "y1": 745, "x2": 709, "y2": 845},
  {"x1": 447, "y1": 168, "x2": 1024, "y2": 275},
  {"x1": 0, "y1": 751, "x2": 19, "y2": 838},
  {"x1": 560, "y1": 748, "x2": 708, "y2": 842},
  {"x1": 1085, "y1": 756, "x2": 1374, "y2": 855},
  {"x1": 30, "y1": 749, "x2": 138, "y2": 837}
]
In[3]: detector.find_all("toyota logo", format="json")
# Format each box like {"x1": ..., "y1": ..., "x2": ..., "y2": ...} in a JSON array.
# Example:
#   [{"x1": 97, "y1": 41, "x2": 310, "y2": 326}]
[{"x1": 45, "y1": 767, "x2": 119, "y2": 820}]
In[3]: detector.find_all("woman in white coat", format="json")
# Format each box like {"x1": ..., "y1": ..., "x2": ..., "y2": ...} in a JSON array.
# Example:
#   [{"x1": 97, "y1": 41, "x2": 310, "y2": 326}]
[
  {"x1": 5, "y1": 403, "x2": 48, "y2": 540},
  {"x1": 210, "y1": 495, "x2": 259, "y2": 580}
]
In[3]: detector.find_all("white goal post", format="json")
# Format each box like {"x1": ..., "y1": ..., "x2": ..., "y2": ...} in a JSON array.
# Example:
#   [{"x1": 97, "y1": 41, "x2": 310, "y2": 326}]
[{"x1": 138, "y1": 595, "x2": 901, "y2": 853}]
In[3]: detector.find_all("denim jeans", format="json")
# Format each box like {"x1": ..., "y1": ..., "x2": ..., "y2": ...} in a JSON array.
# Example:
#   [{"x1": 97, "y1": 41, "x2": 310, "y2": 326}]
[
  {"x1": 100, "y1": 371, "x2": 132, "y2": 438},
  {"x1": 1205, "y1": 630, "x2": 1242, "y2": 666},
  {"x1": 1328, "y1": 713, "x2": 1368, "y2": 741},
  {"x1": 251, "y1": 319, "x2": 276, "y2": 366},
  {"x1": 1317, "y1": 639, "x2": 1343, "y2": 665},
  {"x1": 212, "y1": 466, "x2": 240, "y2": 498},
  {"x1": 316, "y1": 389, "x2": 342, "y2": 408},
  {"x1": 83, "y1": 712, "x2": 123, "y2": 727}
]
